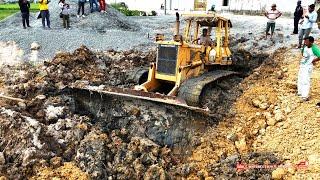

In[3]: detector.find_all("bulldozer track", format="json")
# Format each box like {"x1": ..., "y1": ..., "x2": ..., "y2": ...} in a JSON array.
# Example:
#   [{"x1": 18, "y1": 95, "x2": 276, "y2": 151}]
[{"x1": 178, "y1": 70, "x2": 238, "y2": 106}]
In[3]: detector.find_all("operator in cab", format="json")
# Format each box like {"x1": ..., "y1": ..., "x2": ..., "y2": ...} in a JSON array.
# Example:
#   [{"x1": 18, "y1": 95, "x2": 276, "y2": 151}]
[
  {"x1": 194, "y1": 28, "x2": 213, "y2": 46},
  {"x1": 194, "y1": 28, "x2": 216, "y2": 62}
]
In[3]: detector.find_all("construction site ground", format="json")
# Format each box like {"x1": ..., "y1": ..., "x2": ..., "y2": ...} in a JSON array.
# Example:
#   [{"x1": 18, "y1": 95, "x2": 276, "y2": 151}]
[{"x1": 1, "y1": 4, "x2": 320, "y2": 180}]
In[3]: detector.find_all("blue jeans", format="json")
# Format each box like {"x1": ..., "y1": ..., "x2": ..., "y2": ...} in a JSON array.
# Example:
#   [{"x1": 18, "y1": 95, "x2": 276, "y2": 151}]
[
  {"x1": 299, "y1": 28, "x2": 312, "y2": 47},
  {"x1": 40, "y1": 10, "x2": 50, "y2": 28},
  {"x1": 90, "y1": 0, "x2": 99, "y2": 12}
]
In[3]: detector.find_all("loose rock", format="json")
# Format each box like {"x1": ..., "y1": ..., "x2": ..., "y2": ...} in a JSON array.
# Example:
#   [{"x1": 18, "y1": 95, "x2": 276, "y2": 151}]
[
  {"x1": 30, "y1": 42, "x2": 40, "y2": 50},
  {"x1": 0, "y1": 152, "x2": 5, "y2": 165},
  {"x1": 271, "y1": 168, "x2": 286, "y2": 179}
]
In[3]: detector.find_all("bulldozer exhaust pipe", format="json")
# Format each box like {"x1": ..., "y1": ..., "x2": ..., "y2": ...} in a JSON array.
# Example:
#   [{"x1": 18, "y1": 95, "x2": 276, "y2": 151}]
[{"x1": 175, "y1": 12, "x2": 180, "y2": 36}]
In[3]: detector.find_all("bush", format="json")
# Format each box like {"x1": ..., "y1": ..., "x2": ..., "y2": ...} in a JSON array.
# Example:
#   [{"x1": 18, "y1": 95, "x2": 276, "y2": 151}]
[
  {"x1": 140, "y1": 11, "x2": 146, "y2": 16},
  {"x1": 110, "y1": 2, "x2": 126, "y2": 11},
  {"x1": 129, "y1": 10, "x2": 141, "y2": 16},
  {"x1": 110, "y1": 2, "x2": 141, "y2": 16},
  {"x1": 151, "y1": 10, "x2": 157, "y2": 16}
]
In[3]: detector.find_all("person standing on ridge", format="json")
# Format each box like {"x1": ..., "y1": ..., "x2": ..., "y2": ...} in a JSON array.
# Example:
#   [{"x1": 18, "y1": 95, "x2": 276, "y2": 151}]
[
  {"x1": 297, "y1": 36, "x2": 320, "y2": 102},
  {"x1": 39, "y1": 0, "x2": 51, "y2": 29},
  {"x1": 292, "y1": 0, "x2": 303, "y2": 35},
  {"x1": 59, "y1": 0, "x2": 71, "y2": 29},
  {"x1": 77, "y1": 0, "x2": 86, "y2": 18},
  {"x1": 89, "y1": 0, "x2": 99, "y2": 13},
  {"x1": 18, "y1": 0, "x2": 31, "y2": 29},
  {"x1": 264, "y1": 4, "x2": 282, "y2": 39},
  {"x1": 99, "y1": 0, "x2": 106, "y2": 12},
  {"x1": 298, "y1": 4, "x2": 318, "y2": 48}
]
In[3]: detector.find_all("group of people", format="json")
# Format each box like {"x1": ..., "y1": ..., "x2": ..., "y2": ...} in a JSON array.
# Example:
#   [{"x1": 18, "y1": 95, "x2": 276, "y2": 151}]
[
  {"x1": 264, "y1": 1, "x2": 318, "y2": 49},
  {"x1": 265, "y1": 1, "x2": 320, "y2": 104},
  {"x1": 17, "y1": 0, "x2": 51, "y2": 29},
  {"x1": 18, "y1": 0, "x2": 51, "y2": 29},
  {"x1": 294, "y1": 2, "x2": 320, "y2": 104},
  {"x1": 18, "y1": 0, "x2": 107, "y2": 29}
]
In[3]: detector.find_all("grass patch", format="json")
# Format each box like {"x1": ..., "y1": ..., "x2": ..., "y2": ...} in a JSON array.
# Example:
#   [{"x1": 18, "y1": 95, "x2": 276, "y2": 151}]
[
  {"x1": 110, "y1": 3, "x2": 142, "y2": 16},
  {"x1": 0, "y1": 3, "x2": 39, "y2": 11},
  {"x1": 0, "y1": 3, "x2": 39, "y2": 20},
  {"x1": 0, "y1": 9, "x2": 17, "y2": 20}
]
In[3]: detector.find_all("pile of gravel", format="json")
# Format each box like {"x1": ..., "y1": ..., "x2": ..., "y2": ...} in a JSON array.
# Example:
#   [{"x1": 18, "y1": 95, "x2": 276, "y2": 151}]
[{"x1": 72, "y1": 4, "x2": 140, "y2": 32}]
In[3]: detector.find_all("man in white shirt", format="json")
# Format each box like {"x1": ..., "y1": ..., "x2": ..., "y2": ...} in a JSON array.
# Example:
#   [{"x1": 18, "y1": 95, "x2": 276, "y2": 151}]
[
  {"x1": 297, "y1": 36, "x2": 320, "y2": 101},
  {"x1": 298, "y1": 4, "x2": 318, "y2": 48},
  {"x1": 265, "y1": 4, "x2": 282, "y2": 39}
]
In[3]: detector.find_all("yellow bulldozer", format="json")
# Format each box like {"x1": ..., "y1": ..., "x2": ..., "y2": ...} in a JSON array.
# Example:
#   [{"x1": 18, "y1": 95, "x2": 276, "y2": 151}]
[
  {"x1": 67, "y1": 12, "x2": 237, "y2": 114},
  {"x1": 133, "y1": 13, "x2": 235, "y2": 106}
]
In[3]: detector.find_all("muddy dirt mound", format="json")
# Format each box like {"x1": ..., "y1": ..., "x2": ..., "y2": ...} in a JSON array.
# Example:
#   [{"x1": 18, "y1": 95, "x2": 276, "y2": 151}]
[
  {"x1": 46, "y1": 45, "x2": 107, "y2": 85},
  {"x1": 48, "y1": 46, "x2": 154, "y2": 86},
  {"x1": 2, "y1": 46, "x2": 155, "y2": 100},
  {"x1": 0, "y1": 46, "x2": 181, "y2": 179},
  {"x1": 0, "y1": 103, "x2": 180, "y2": 179},
  {"x1": 74, "y1": 131, "x2": 176, "y2": 179},
  {"x1": 230, "y1": 37, "x2": 272, "y2": 75}
]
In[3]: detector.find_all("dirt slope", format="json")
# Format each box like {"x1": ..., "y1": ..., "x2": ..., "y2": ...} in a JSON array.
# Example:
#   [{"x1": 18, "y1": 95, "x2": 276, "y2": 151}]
[{"x1": 184, "y1": 47, "x2": 320, "y2": 179}]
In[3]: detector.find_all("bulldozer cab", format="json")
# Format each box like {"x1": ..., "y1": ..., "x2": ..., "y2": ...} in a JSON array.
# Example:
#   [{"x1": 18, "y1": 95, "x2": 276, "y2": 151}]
[
  {"x1": 156, "y1": 13, "x2": 232, "y2": 66},
  {"x1": 181, "y1": 13, "x2": 233, "y2": 65}
]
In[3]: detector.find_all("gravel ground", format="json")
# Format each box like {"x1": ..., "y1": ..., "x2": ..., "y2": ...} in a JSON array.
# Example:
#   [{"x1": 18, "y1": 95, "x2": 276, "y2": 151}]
[{"x1": 0, "y1": 0, "x2": 175, "y2": 60}]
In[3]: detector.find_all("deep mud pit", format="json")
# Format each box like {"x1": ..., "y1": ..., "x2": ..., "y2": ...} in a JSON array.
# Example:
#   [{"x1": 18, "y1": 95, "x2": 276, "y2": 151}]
[{"x1": 0, "y1": 36, "x2": 293, "y2": 179}]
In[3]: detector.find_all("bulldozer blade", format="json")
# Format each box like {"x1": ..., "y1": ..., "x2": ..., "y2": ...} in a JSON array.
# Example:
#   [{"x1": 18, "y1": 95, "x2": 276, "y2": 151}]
[{"x1": 62, "y1": 86, "x2": 210, "y2": 115}]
